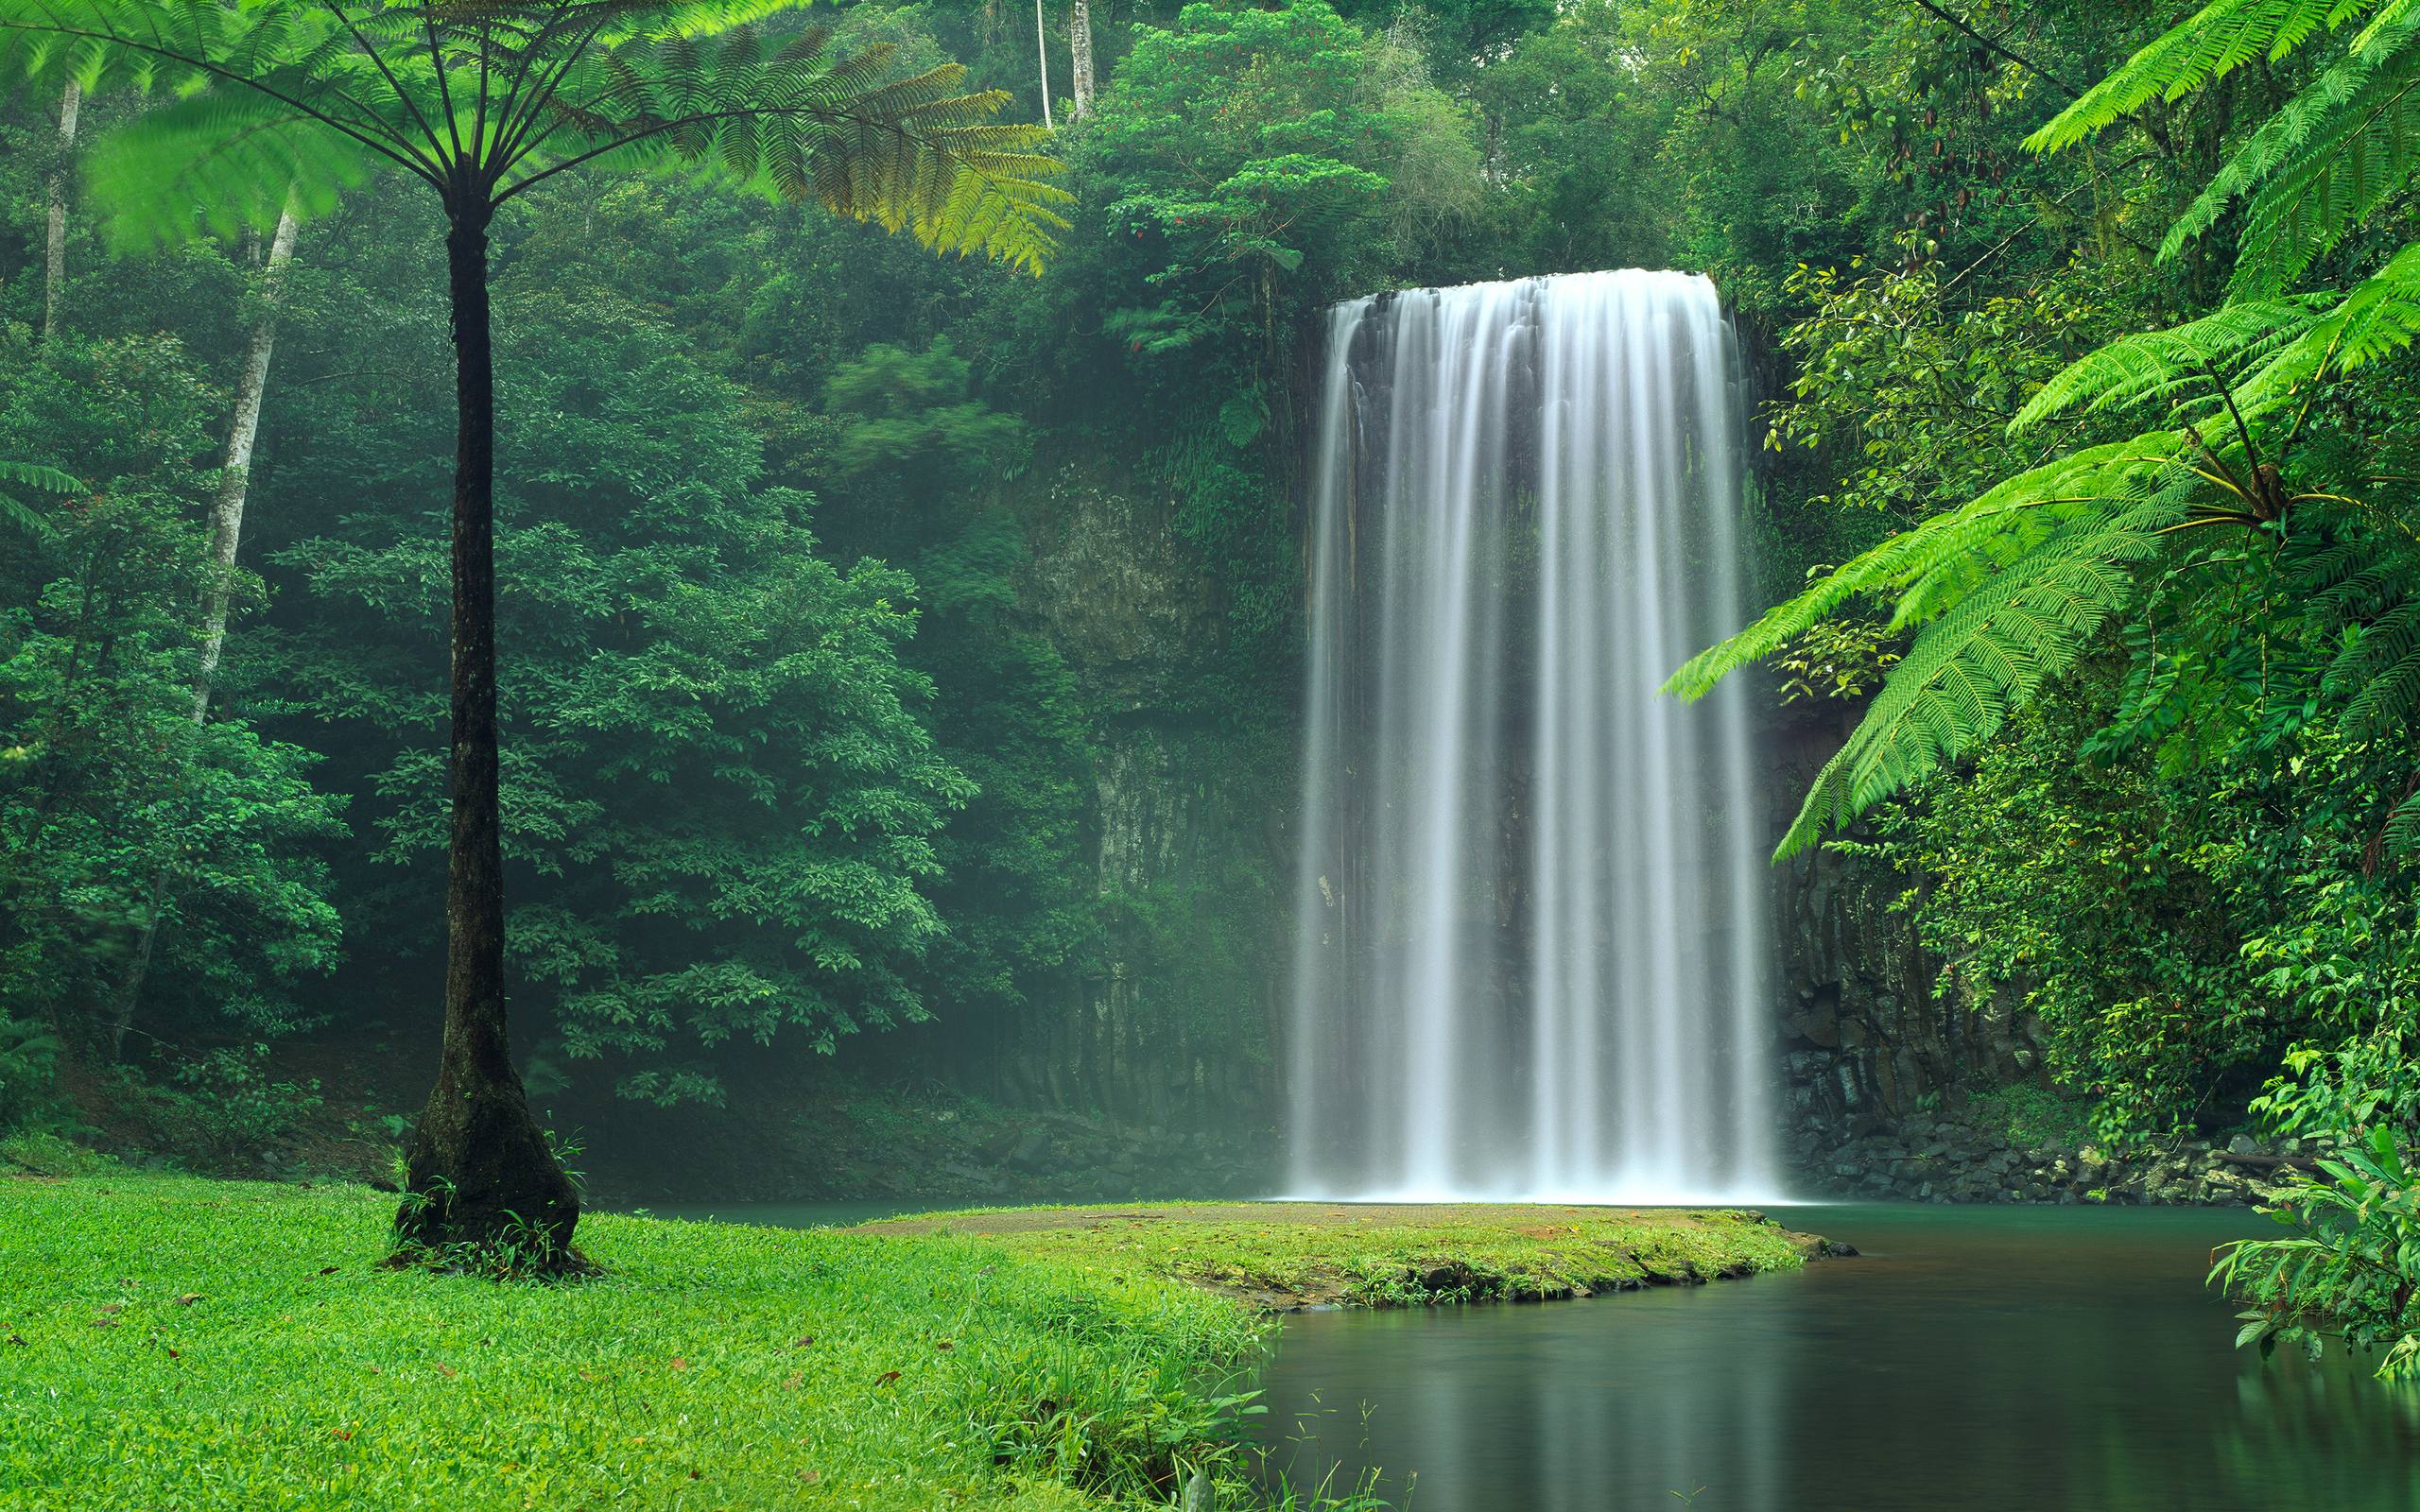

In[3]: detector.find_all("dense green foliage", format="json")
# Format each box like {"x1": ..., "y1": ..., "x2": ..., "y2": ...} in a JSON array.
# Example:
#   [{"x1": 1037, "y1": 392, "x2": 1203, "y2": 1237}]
[{"x1": 0, "y1": 333, "x2": 344, "y2": 1059}]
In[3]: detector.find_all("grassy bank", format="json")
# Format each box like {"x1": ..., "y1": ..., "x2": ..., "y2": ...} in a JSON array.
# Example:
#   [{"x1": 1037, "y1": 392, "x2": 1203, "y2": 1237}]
[{"x1": 2, "y1": 1175, "x2": 1820, "y2": 1510}]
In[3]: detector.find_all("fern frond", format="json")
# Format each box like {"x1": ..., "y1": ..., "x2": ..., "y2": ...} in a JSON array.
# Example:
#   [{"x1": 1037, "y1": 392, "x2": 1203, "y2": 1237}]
[
  {"x1": 1776, "y1": 512, "x2": 2184, "y2": 857},
  {"x1": 544, "y1": 39, "x2": 1070, "y2": 272},
  {"x1": 2227, "y1": 15, "x2": 2420, "y2": 292},
  {"x1": 2013, "y1": 301, "x2": 2332, "y2": 430},
  {"x1": 1667, "y1": 435, "x2": 2188, "y2": 702},
  {"x1": 83, "y1": 82, "x2": 376, "y2": 248},
  {"x1": 0, "y1": 457, "x2": 78, "y2": 537},
  {"x1": 2031, "y1": 0, "x2": 2380, "y2": 152},
  {"x1": 2158, "y1": 10, "x2": 2420, "y2": 272},
  {"x1": 2232, "y1": 238, "x2": 2420, "y2": 414}
]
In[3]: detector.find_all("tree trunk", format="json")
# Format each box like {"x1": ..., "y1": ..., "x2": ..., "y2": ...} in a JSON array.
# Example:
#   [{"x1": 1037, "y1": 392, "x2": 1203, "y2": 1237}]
[
  {"x1": 104, "y1": 206, "x2": 307, "y2": 1059},
  {"x1": 1034, "y1": 0, "x2": 1054, "y2": 129},
  {"x1": 43, "y1": 78, "x2": 80, "y2": 343},
  {"x1": 192, "y1": 204, "x2": 302, "y2": 717},
  {"x1": 1068, "y1": 0, "x2": 1095, "y2": 121},
  {"x1": 395, "y1": 207, "x2": 579, "y2": 1263}
]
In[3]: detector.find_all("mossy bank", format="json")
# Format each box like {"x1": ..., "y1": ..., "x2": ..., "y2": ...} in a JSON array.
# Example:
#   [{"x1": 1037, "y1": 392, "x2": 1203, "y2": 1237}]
[
  {"x1": 863, "y1": 1202, "x2": 1826, "y2": 1309},
  {"x1": 2, "y1": 1174, "x2": 1826, "y2": 1510}
]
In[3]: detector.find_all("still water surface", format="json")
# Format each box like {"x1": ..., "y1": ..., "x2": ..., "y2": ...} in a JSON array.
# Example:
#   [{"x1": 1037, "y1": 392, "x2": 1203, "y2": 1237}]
[{"x1": 1253, "y1": 1204, "x2": 2420, "y2": 1511}]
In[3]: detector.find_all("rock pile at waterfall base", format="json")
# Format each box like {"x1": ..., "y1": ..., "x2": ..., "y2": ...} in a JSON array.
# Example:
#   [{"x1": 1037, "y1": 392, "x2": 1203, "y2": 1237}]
[{"x1": 1792, "y1": 1117, "x2": 2311, "y2": 1206}]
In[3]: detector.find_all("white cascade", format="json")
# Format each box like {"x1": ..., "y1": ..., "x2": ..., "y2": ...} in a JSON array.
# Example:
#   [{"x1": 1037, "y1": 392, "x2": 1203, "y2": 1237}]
[{"x1": 1288, "y1": 269, "x2": 1776, "y2": 1203}]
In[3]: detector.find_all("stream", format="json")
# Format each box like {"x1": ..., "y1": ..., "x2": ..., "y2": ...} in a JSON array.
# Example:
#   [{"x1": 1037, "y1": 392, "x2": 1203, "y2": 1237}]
[{"x1": 1251, "y1": 1204, "x2": 2420, "y2": 1511}]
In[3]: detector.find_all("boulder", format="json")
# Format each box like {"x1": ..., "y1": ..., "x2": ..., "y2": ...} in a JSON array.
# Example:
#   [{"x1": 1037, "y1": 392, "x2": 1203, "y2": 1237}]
[{"x1": 1006, "y1": 1128, "x2": 1055, "y2": 1173}]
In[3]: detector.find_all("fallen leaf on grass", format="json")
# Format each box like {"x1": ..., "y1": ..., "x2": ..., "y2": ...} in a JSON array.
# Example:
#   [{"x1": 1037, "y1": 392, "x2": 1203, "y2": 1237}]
[
  {"x1": 174, "y1": 1295, "x2": 201, "y2": 1308},
  {"x1": 799, "y1": 1470, "x2": 821, "y2": 1485},
  {"x1": 793, "y1": 1336, "x2": 815, "y2": 1348},
  {"x1": 433, "y1": 1364, "x2": 458, "y2": 1379},
  {"x1": 668, "y1": 1356, "x2": 687, "y2": 1372},
  {"x1": 873, "y1": 1370, "x2": 901, "y2": 1387},
  {"x1": 782, "y1": 1372, "x2": 803, "y2": 1390},
  {"x1": 332, "y1": 1430, "x2": 354, "y2": 1442}
]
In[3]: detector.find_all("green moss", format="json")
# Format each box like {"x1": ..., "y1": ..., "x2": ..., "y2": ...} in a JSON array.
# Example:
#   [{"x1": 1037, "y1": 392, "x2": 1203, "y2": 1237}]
[
  {"x1": 0, "y1": 1129, "x2": 119, "y2": 1177},
  {"x1": 863, "y1": 1202, "x2": 1818, "y2": 1308}
]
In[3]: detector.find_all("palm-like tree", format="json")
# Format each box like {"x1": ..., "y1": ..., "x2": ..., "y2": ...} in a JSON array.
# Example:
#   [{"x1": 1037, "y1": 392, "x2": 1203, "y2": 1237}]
[{"x1": 0, "y1": 0, "x2": 1067, "y2": 1262}]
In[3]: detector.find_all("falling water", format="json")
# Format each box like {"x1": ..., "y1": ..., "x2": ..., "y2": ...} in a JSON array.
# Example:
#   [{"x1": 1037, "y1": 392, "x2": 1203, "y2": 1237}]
[{"x1": 1288, "y1": 269, "x2": 1775, "y2": 1203}]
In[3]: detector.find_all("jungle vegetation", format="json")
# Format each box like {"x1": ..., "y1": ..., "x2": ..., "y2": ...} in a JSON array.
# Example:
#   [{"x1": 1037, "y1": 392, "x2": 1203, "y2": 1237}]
[{"x1": 0, "y1": 0, "x2": 2417, "y2": 1366}]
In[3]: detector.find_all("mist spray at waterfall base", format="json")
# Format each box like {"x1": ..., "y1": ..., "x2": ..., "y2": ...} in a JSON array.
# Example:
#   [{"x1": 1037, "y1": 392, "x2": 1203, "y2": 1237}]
[{"x1": 1287, "y1": 270, "x2": 1779, "y2": 1206}]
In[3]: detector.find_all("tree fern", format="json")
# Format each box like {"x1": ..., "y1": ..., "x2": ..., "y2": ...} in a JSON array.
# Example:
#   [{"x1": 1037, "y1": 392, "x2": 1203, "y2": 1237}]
[
  {"x1": 6, "y1": 1, "x2": 1070, "y2": 266},
  {"x1": 1681, "y1": 215, "x2": 2420, "y2": 857}
]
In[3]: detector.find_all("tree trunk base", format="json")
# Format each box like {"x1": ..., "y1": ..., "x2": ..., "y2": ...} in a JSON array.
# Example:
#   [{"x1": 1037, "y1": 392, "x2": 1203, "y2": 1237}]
[{"x1": 393, "y1": 1080, "x2": 581, "y2": 1272}]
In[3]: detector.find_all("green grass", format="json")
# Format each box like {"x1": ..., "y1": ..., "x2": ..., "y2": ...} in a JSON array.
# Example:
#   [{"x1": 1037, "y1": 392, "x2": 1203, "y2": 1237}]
[
  {"x1": 1, "y1": 1174, "x2": 1271, "y2": 1510},
  {"x1": 865, "y1": 1202, "x2": 1818, "y2": 1307},
  {"x1": 1, "y1": 1179, "x2": 1817, "y2": 1510}
]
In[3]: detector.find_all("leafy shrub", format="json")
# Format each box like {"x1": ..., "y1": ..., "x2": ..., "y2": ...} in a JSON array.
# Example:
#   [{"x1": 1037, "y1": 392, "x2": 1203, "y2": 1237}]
[
  {"x1": 0, "y1": 1016, "x2": 61, "y2": 1134},
  {"x1": 1965, "y1": 1086, "x2": 2095, "y2": 1151},
  {"x1": 141, "y1": 1045, "x2": 323, "y2": 1160},
  {"x1": 2214, "y1": 1125, "x2": 2420, "y2": 1383}
]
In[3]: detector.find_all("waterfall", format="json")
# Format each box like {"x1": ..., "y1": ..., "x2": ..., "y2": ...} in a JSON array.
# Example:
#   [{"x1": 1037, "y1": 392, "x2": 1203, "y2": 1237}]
[{"x1": 1288, "y1": 269, "x2": 1775, "y2": 1203}]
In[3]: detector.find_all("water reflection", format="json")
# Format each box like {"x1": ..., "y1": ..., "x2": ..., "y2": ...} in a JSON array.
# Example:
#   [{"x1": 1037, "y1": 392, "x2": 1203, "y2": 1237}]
[{"x1": 1254, "y1": 1205, "x2": 2420, "y2": 1511}]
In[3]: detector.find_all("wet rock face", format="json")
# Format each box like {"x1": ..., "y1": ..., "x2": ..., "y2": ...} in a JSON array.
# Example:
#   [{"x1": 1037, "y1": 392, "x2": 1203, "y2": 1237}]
[
  {"x1": 907, "y1": 461, "x2": 1288, "y2": 1136},
  {"x1": 1764, "y1": 701, "x2": 2045, "y2": 1154}
]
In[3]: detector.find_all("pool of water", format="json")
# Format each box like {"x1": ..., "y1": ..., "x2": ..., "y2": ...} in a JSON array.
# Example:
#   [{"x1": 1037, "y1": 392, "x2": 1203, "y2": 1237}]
[{"x1": 1253, "y1": 1204, "x2": 2420, "y2": 1511}]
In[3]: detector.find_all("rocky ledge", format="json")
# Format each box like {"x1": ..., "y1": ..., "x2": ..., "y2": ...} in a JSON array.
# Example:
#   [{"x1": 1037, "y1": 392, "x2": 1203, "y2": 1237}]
[{"x1": 1793, "y1": 1116, "x2": 2312, "y2": 1206}]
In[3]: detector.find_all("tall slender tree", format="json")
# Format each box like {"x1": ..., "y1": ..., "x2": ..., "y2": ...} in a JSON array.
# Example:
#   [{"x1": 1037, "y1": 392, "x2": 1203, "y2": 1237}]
[
  {"x1": 0, "y1": 0, "x2": 1065, "y2": 1261},
  {"x1": 193, "y1": 202, "x2": 300, "y2": 718},
  {"x1": 1033, "y1": 0, "x2": 1052, "y2": 128},
  {"x1": 42, "y1": 77, "x2": 77, "y2": 339},
  {"x1": 1067, "y1": 0, "x2": 1091, "y2": 121}
]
